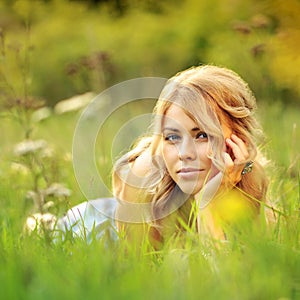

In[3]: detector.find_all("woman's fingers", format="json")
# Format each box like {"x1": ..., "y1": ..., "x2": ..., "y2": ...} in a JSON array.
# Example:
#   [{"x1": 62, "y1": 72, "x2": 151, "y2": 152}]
[
  {"x1": 222, "y1": 151, "x2": 242, "y2": 185},
  {"x1": 223, "y1": 152, "x2": 234, "y2": 168},
  {"x1": 230, "y1": 134, "x2": 249, "y2": 158},
  {"x1": 225, "y1": 134, "x2": 250, "y2": 164},
  {"x1": 204, "y1": 135, "x2": 248, "y2": 196},
  {"x1": 223, "y1": 134, "x2": 251, "y2": 185}
]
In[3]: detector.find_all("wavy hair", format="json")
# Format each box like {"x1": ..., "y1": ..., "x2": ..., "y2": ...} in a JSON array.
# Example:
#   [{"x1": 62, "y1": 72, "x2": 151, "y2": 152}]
[{"x1": 113, "y1": 65, "x2": 269, "y2": 229}]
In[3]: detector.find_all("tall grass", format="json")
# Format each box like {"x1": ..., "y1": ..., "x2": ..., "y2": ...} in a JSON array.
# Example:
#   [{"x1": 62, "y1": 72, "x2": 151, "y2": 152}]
[
  {"x1": 1, "y1": 0, "x2": 299, "y2": 297},
  {"x1": 0, "y1": 99, "x2": 299, "y2": 299}
]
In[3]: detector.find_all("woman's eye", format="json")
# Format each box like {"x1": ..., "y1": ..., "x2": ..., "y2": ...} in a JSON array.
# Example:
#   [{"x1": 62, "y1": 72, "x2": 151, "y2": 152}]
[
  {"x1": 196, "y1": 132, "x2": 208, "y2": 140},
  {"x1": 165, "y1": 134, "x2": 181, "y2": 142}
]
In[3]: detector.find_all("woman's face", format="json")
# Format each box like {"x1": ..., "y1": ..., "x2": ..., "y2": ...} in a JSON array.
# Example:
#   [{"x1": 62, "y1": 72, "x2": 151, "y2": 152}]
[{"x1": 161, "y1": 104, "x2": 222, "y2": 195}]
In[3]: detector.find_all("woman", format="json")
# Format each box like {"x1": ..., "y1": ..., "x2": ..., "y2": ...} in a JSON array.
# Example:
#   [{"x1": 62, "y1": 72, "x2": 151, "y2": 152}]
[
  {"x1": 113, "y1": 65, "x2": 268, "y2": 248},
  {"x1": 58, "y1": 65, "x2": 268, "y2": 247}
]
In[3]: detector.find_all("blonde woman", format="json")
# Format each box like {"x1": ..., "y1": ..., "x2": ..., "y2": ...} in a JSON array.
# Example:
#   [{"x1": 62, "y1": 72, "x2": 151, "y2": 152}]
[
  {"x1": 58, "y1": 65, "x2": 268, "y2": 247},
  {"x1": 113, "y1": 65, "x2": 268, "y2": 248}
]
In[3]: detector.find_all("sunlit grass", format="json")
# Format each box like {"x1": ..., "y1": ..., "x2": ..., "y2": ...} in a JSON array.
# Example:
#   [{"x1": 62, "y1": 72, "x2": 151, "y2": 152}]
[
  {"x1": 0, "y1": 101, "x2": 300, "y2": 299},
  {"x1": 1, "y1": 0, "x2": 300, "y2": 297}
]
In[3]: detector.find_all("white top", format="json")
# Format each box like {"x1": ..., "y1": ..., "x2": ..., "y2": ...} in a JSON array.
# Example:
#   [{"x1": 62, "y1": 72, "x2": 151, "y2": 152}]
[{"x1": 56, "y1": 198, "x2": 118, "y2": 243}]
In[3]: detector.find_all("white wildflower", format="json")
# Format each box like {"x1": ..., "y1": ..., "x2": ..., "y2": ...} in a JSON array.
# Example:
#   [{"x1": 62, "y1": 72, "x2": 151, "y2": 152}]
[
  {"x1": 54, "y1": 92, "x2": 95, "y2": 114},
  {"x1": 25, "y1": 213, "x2": 57, "y2": 234},
  {"x1": 31, "y1": 107, "x2": 52, "y2": 123},
  {"x1": 43, "y1": 201, "x2": 55, "y2": 211},
  {"x1": 14, "y1": 139, "x2": 47, "y2": 156},
  {"x1": 45, "y1": 183, "x2": 72, "y2": 197}
]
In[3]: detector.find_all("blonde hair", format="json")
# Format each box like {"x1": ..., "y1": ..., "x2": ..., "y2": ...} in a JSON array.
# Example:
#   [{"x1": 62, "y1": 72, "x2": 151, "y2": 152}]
[{"x1": 113, "y1": 65, "x2": 268, "y2": 228}]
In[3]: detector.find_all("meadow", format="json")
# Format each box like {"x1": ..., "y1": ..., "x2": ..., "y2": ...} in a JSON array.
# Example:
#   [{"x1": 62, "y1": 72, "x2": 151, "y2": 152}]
[
  {"x1": 1, "y1": 0, "x2": 300, "y2": 299},
  {"x1": 1, "y1": 97, "x2": 300, "y2": 300}
]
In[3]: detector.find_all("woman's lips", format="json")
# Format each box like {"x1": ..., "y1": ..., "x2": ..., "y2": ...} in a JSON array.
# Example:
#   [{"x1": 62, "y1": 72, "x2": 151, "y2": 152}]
[{"x1": 177, "y1": 168, "x2": 204, "y2": 179}]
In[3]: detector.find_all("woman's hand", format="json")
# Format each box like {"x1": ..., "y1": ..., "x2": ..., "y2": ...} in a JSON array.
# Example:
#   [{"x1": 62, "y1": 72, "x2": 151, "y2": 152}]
[
  {"x1": 196, "y1": 134, "x2": 251, "y2": 209},
  {"x1": 223, "y1": 134, "x2": 251, "y2": 186}
]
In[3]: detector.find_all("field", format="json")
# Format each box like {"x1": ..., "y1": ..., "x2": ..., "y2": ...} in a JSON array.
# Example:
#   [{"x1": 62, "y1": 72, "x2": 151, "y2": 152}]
[
  {"x1": 0, "y1": 98, "x2": 300, "y2": 300},
  {"x1": 1, "y1": 0, "x2": 300, "y2": 299}
]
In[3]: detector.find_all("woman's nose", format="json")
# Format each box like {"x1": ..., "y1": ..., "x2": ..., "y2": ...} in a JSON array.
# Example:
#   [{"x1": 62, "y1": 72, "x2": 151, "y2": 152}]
[{"x1": 178, "y1": 139, "x2": 197, "y2": 161}]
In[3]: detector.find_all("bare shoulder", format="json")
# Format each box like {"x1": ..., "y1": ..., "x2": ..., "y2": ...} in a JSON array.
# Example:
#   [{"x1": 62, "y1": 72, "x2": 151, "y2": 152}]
[
  {"x1": 113, "y1": 147, "x2": 153, "y2": 204},
  {"x1": 130, "y1": 148, "x2": 153, "y2": 177}
]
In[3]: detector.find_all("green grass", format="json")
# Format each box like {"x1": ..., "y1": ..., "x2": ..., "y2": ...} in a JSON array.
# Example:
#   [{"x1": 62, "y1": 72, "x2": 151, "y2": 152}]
[
  {"x1": 1, "y1": 0, "x2": 300, "y2": 296},
  {"x1": 0, "y1": 101, "x2": 300, "y2": 299}
]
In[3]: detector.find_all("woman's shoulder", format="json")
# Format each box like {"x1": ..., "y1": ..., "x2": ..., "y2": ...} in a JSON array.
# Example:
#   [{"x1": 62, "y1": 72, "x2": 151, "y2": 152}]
[
  {"x1": 113, "y1": 148, "x2": 153, "y2": 204},
  {"x1": 131, "y1": 148, "x2": 153, "y2": 177}
]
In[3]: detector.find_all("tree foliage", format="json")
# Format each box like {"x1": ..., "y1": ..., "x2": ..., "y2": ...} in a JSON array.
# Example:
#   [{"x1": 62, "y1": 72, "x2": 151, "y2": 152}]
[{"x1": 0, "y1": 0, "x2": 299, "y2": 105}]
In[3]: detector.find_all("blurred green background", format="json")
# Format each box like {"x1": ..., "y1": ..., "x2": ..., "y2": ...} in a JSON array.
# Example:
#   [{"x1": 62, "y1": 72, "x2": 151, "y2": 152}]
[
  {"x1": 1, "y1": 0, "x2": 300, "y2": 106},
  {"x1": 1, "y1": 1, "x2": 300, "y2": 300},
  {"x1": 1, "y1": 0, "x2": 300, "y2": 217}
]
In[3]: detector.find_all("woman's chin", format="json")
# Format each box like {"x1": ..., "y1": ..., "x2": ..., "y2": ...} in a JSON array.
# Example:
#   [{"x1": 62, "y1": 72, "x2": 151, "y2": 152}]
[{"x1": 178, "y1": 183, "x2": 202, "y2": 196}]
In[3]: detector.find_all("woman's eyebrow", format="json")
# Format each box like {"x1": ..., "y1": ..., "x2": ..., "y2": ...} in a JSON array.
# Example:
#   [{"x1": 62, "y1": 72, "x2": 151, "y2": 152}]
[
  {"x1": 162, "y1": 127, "x2": 180, "y2": 132},
  {"x1": 162, "y1": 127, "x2": 201, "y2": 133}
]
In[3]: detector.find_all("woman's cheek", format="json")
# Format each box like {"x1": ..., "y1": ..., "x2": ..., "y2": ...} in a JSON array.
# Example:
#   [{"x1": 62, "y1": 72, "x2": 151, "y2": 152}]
[
  {"x1": 162, "y1": 145, "x2": 178, "y2": 175},
  {"x1": 201, "y1": 142, "x2": 212, "y2": 160},
  {"x1": 163, "y1": 145, "x2": 175, "y2": 163},
  {"x1": 205, "y1": 142, "x2": 213, "y2": 158}
]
